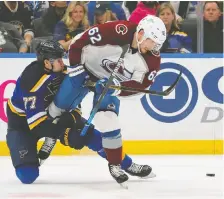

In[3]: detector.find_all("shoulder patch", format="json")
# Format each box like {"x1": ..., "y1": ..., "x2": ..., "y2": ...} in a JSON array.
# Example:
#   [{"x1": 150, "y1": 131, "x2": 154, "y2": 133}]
[{"x1": 115, "y1": 24, "x2": 128, "y2": 35}]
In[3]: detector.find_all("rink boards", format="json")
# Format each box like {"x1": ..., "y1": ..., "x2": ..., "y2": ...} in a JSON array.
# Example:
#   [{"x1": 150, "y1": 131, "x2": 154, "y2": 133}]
[{"x1": 0, "y1": 54, "x2": 223, "y2": 155}]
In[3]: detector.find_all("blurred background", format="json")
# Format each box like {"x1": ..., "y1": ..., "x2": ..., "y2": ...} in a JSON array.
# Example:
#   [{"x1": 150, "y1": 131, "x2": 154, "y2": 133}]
[{"x1": 0, "y1": 1, "x2": 223, "y2": 54}]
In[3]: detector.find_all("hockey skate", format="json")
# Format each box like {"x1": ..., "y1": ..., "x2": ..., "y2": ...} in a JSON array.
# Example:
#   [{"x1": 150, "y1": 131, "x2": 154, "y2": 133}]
[
  {"x1": 125, "y1": 163, "x2": 156, "y2": 179},
  {"x1": 108, "y1": 164, "x2": 129, "y2": 189},
  {"x1": 38, "y1": 137, "x2": 57, "y2": 165}
]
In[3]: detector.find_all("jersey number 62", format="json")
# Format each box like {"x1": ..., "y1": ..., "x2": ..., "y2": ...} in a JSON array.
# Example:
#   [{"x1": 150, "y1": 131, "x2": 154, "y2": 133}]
[{"x1": 88, "y1": 27, "x2": 102, "y2": 44}]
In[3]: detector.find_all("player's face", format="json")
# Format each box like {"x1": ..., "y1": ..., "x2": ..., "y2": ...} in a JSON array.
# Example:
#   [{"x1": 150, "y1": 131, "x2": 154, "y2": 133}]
[
  {"x1": 51, "y1": 58, "x2": 65, "y2": 72},
  {"x1": 71, "y1": 5, "x2": 85, "y2": 23},
  {"x1": 139, "y1": 38, "x2": 157, "y2": 54}
]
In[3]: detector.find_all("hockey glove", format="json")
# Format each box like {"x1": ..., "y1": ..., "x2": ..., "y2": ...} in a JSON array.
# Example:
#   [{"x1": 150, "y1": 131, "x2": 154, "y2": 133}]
[
  {"x1": 57, "y1": 108, "x2": 82, "y2": 129},
  {"x1": 60, "y1": 124, "x2": 94, "y2": 150},
  {"x1": 95, "y1": 78, "x2": 121, "y2": 96}
]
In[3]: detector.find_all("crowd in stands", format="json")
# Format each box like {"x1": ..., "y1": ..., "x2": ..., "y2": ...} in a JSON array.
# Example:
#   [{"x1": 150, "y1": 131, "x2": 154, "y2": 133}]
[{"x1": 0, "y1": 1, "x2": 223, "y2": 53}]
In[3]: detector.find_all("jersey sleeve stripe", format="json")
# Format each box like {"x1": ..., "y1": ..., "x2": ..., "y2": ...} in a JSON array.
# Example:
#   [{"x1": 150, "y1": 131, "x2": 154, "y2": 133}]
[
  {"x1": 27, "y1": 111, "x2": 47, "y2": 124},
  {"x1": 29, "y1": 115, "x2": 48, "y2": 130},
  {"x1": 7, "y1": 99, "x2": 26, "y2": 116},
  {"x1": 30, "y1": 74, "x2": 51, "y2": 92}
]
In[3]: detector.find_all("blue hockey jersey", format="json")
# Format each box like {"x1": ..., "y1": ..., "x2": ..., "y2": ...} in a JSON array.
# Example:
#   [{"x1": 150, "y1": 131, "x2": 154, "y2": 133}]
[{"x1": 7, "y1": 61, "x2": 67, "y2": 132}]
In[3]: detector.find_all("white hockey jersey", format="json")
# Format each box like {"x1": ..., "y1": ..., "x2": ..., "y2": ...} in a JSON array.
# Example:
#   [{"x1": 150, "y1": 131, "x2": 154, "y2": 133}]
[{"x1": 69, "y1": 20, "x2": 161, "y2": 96}]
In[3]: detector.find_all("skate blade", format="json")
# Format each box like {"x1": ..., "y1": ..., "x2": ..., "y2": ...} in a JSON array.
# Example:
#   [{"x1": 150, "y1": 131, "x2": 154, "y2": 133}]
[
  {"x1": 119, "y1": 182, "x2": 128, "y2": 189},
  {"x1": 139, "y1": 172, "x2": 156, "y2": 179}
]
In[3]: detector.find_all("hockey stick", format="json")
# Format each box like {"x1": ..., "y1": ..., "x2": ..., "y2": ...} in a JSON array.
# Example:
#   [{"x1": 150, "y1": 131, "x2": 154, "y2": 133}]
[
  {"x1": 80, "y1": 44, "x2": 130, "y2": 136},
  {"x1": 85, "y1": 68, "x2": 182, "y2": 96}
]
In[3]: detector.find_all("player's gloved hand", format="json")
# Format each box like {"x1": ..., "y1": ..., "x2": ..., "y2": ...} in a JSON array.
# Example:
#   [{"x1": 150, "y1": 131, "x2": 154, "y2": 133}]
[
  {"x1": 57, "y1": 108, "x2": 82, "y2": 128},
  {"x1": 59, "y1": 123, "x2": 94, "y2": 150},
  {"x1": 95, "y1": 78, "x2": 121, "y2": 96}
]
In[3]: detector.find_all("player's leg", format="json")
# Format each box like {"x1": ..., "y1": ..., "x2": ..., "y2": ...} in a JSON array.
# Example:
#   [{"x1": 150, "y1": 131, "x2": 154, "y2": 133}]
[
  {"x1": 45, "y1": 68, "x2": 90, "y2": 163},
  {"x1": 92, "y1": 94, "x2": 128, "y2": 183},
  {"x1": 53, "y1": 66, "x2": 89, "y2": 111},
  {"x1": 6, "y1": 128, "x2": 39, "y2": 184},
  {"x1": 84, "y1": 127, "x2": 131, "y2": 168},
  {"x1": 86, "y1": 128, "x2": 155, "y2": 178},
  {"x1": 59, "y1": 122, "x2": 155, "y2": 178},
  {"x1": 93, "y1": 94, "x2": 122, "y2": 163}
]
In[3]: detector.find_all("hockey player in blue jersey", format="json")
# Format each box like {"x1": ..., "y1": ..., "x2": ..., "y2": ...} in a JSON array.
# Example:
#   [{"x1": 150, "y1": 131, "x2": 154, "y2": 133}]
[
  {"x1": 6, "y1": 40, "x2": 153, "y2": 184},
  {"x1": 6, "y1": 40, "x2": 68, "y2": 184}
]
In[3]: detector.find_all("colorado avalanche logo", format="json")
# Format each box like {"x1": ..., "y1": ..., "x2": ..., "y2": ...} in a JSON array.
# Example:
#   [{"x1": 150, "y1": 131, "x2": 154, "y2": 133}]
[
  {"x1": 101, "y1": 59, "x2": 132, "y2": 81},
  {"x1": 115, "y1": 24, "x2": 128, "y2": 35}
]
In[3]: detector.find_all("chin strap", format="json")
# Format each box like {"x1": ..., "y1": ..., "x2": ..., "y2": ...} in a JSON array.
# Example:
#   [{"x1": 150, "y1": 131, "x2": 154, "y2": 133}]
[{"x1": 136, "y1": 32, "x2": 144, "y2": 54}]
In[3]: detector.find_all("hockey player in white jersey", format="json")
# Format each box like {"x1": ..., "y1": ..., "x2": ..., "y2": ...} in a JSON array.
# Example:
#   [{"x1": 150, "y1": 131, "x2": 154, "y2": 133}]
[{"x1": 49, "y1": 15, "x2": 166, "y2": 186}]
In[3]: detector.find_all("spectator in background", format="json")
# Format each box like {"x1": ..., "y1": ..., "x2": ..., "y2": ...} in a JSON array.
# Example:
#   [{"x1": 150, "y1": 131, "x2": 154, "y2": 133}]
[
  {"x1": 129, "y1": 1, "x2": 159, "y2": 24},
  {"x1": 32, "y1": 1, "x2": 67, "y2": 37},
  {"x1": 122, "y1": 1, "x2": 138, "y2": 19},
  {"x1": 54, "y1": 1, "x2": 89, "y2": 51},
  {"x1": 0, "y1": 22, "x2": 28, "y2": 53},
  {"x1": 0, "y1": 1, "x2": 34, "y2": 48},
  {"x1": 203, "y1": 1, "x2": 223, "y2": 53},
  {"x1": 93, "y1": 3, "x2": 118, "y2": 25},
  {"x1": 87, "y1": 1, "x2": 126, "y2": 26},
  {"x1": 24, "y1": 1, "x2": 49, "y2": 20},
  {"x1": 157, "y1": 3, "x2": 192, "y2": 53}
]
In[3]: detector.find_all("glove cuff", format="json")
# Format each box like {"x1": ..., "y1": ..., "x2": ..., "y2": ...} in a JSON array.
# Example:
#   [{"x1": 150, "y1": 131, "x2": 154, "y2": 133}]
[
  {"x1": 70, "y1": 108, "x2": 82, "y2": 123},
  {"x1": 61, "y1": 128, "x2": 71, "y2": 146}
]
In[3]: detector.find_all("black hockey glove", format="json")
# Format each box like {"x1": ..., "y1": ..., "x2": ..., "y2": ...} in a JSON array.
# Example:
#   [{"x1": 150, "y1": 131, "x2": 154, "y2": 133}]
[
  {"x1": 60, "y1": 123, "x2": 94, "y2": 150},
  {"x1": 57, "y1": 108, "x2": 82, "y2": 129}
]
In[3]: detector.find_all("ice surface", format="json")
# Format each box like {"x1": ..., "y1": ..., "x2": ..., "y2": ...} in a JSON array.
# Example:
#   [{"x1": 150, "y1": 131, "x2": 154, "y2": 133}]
[{"x1": 0, "y1": 155, "x2": 223, "y2": 199}]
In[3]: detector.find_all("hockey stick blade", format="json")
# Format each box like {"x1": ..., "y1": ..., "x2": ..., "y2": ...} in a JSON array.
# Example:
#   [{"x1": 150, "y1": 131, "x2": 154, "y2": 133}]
[
  {"x1": 156, "y1": 68, "x2": 182, "y2": 96},
  {"x1": 80, "y1": 45, "x2": 130, "y2": 136},
  {"x1": 85, "y1": 68, "x2": 182, "y2": 96}
]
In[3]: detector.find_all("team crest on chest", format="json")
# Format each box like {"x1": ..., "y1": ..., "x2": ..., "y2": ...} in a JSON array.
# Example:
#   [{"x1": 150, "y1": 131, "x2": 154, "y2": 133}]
[
  {"x1": 100, "y1": 59, "x2": 132, "y2": 81},
  {"x1": 115, "y1": 24, "x2": 128, "y2": 35}
]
